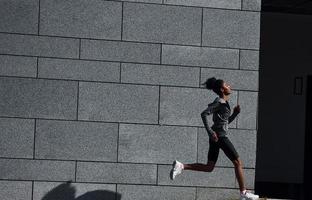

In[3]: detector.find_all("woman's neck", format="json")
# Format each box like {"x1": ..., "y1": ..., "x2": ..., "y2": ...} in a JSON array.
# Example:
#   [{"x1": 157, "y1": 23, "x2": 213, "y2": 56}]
[{"x1": 220, "y1": 95, "x2": 230, "y2": 101}]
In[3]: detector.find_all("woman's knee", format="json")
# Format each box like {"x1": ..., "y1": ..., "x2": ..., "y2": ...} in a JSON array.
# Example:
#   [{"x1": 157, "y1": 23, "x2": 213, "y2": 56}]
[
  {"x1": 206, "y1": 161, "x2": 216, "y2": 172},
  {"x1": 232, "y1": 158, "x2": 243, "y2": 168}
]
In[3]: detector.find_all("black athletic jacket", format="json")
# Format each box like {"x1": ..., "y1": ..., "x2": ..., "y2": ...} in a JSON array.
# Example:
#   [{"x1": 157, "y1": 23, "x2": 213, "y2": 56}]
[{"x1": 201, "y1": 97, "x2": 238, "y2": 138}]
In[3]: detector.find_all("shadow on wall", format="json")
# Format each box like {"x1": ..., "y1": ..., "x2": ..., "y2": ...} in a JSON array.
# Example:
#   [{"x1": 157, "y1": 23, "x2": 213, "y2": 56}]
[{"x1": 41, "y1": 182, "x2": 121, "y2": 200}]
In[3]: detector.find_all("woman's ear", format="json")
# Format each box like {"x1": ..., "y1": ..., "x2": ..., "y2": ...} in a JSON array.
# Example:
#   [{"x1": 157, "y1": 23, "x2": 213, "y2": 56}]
[{"x1": 220, "y1": 87, "x2": 224, "y2": 93}]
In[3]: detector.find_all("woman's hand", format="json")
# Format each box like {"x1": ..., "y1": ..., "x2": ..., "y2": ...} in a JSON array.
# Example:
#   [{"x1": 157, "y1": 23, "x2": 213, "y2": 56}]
[
  {"x1": 233, "y1": 105, "x2": 241, "y2": 114},
  {"x1": 212, "y1": 132, "x2": 219, "y2": 142}
]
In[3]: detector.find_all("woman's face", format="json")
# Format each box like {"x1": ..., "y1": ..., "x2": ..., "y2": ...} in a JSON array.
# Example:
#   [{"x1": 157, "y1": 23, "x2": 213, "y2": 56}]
[{"x1": 221, "y1": 82, "x2": 232, "y2": 95}]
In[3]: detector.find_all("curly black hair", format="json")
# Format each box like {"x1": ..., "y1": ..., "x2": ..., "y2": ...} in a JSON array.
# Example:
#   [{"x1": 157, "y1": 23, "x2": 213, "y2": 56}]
[{"x1": 202, "y1": 77, "x2": 224, "y2": 96}]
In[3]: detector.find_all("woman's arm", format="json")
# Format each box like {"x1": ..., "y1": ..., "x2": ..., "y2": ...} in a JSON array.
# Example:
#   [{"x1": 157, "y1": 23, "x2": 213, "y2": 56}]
[
  {"x1": 201, "y1": 102, "x2": 220, "y2": 137},
  {"x1": 228, "y1": 105, "x2": 240, "y2": 124}
]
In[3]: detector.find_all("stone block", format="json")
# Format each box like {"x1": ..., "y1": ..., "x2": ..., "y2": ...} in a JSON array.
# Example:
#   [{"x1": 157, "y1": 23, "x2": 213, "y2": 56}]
[
  {"x1": 202, "y1": 9, "x2": 260, "y2": 49},
  {"x1": 0, "y1": 77, "x2": 77, "y2": 120},
  {"x1": 240, "y1": 50, "x2": 259, "y2": 70},
  {"x1": 243, "y1": 0, "x2": 261, "y2": 11},
  {"x1": 0, "y1": 0, "x2": 38, "y2": 34},
  {"x1": 118, "y1": 124, "x2": 197, "y2": 164},
  {"x1": 0, "y1": 55, "x2": 37, "y2": 77},
  {"x1": 35, "y1": 120, "x2": 118, "y2": 161},
  {"x1": 123, "y1": 3, "x2": 201, "y2": 45},
  {"x1": 0, "y1": 118, "x2": 34, "y2": 158},
  {"x1": 40, "y1": 0, "x2": 122, "y2": 40},
  {"x1": 0, "y1": 180, "x2": 32, "y2": 200},
  {"x1": 38, "y1": 58, "x2": 120, "y2": 82},
  {"x1": 124, "y1": 0, "x2": 161, "y2": 2},
  {"x1": 78, "y1": 82, "x2": 159, "y2": 123},
  {"x1": 0, "y1": 33, "x2": 79, "y2": 58},
  {"x1": 117, "y1": 185, "x2": 196, "y2": 200},
  {"x1": 164, "y1": 0, "x2": 241, "y2": 10},
  {"x1": 0, "y1": 159, "x2": 75, "y2": 181},
  {"x1": 162, "y1": 45, "x2": 239, "y2": 69},
  {"x1": 121, "y1": 63, "x2": 199, "y2": 87},
  {"x1": 81, "y1": 39, "x2": 160, "y2": 64},
  {"x1": 197, "y1": 187, "x2": 239, "y2": 200},
  {"x1": 76, "y1": 162, "x2": 156, "y2": 184}
]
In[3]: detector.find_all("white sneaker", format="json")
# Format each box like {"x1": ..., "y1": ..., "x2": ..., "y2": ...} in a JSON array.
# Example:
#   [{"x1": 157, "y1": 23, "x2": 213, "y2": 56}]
[
  {"x1": 170, "y1": 160, "x2": 184, "y2": 180},
  {"x1": 240, "y1": 191, "x2": 259, "y2": 200}
]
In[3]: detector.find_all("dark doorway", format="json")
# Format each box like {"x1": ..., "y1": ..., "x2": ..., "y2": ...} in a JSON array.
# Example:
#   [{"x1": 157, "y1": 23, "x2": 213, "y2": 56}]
[{"x1": 304, "y1": 76, "x2": 312, "y2": 199}]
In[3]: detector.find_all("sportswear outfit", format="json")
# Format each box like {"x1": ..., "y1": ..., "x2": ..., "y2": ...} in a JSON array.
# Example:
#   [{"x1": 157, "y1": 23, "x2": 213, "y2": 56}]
[
  {"x1": 170, "y1": 97, "x2": 259, "y2": 200},
  {"x1": 201, "y1": 97, "x2": 239, "y2": 162}
]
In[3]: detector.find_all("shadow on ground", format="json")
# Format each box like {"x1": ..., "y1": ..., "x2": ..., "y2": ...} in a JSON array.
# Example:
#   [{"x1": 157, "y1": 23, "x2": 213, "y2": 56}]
[{"x1": 41, "y1": 182, "x2": 121, "y2": 200}]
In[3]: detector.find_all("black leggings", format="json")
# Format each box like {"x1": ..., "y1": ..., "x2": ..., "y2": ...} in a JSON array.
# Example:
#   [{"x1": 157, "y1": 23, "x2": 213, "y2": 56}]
[{"x1": 208, "y1": 136, "x2": 239, "y2": 163}]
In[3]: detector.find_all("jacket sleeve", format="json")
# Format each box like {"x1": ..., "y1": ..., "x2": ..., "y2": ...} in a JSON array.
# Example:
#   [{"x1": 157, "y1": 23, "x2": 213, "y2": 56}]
[
  {"x1": 201, "y1": 102, "x2": 220, "y2": 137},
  {"x1": 228, "y1": 111, "x2": 239, "y2": 124}
]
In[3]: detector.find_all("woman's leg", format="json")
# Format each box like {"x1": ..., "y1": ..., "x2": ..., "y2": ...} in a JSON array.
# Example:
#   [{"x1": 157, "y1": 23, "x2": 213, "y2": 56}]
[
  {"x1": 183, "y1": 161, "x2": 215, "y2": 172},
  {"x1": 232, "y1": 158, "x2": 259, "y2": 199},
  {"x1": 183, "y1": 138, "x2": 219, "y2": 172},
  {"x1": 219, "y1": 137, "x2": 246, "y2": 192},
  {"x1": 232, "y1": 158, "x2": 246, "y2": 192}
]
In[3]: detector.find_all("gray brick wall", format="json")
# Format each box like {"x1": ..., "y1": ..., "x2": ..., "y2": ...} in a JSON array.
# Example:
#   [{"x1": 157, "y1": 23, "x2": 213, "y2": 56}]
[{"x1": 0, "y1": 0, "x2": 260, "y2": 199}]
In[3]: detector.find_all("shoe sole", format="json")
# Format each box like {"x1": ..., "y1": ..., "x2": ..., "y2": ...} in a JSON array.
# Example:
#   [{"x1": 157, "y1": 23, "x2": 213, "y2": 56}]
[{"x1": 169, "y1": 160, "x2": 177, "y2": 180}]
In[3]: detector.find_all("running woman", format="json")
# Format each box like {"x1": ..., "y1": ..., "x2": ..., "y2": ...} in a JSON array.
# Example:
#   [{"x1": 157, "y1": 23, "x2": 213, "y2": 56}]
[{"x1": 170, "y1": 77, "x2": 259, "y2": 200}]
